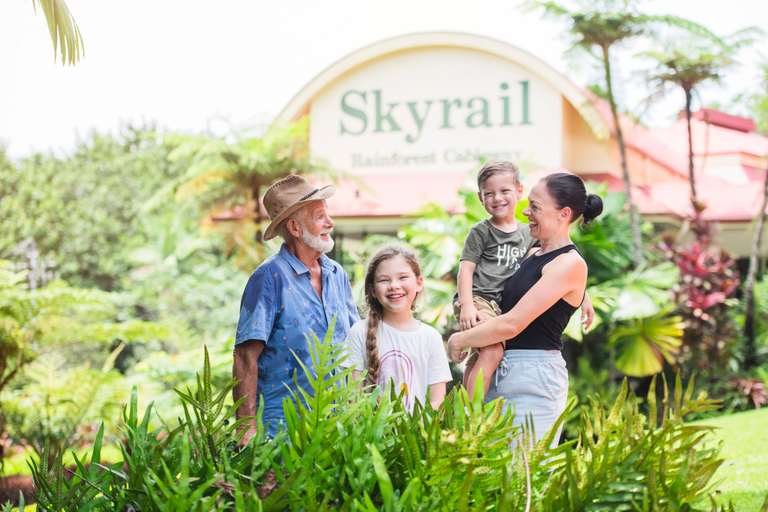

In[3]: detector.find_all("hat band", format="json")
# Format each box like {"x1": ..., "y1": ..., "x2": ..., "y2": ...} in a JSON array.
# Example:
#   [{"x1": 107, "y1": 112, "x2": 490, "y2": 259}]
[{"x1": 299, "y1": 188, "x2": 319, "y2": 202}]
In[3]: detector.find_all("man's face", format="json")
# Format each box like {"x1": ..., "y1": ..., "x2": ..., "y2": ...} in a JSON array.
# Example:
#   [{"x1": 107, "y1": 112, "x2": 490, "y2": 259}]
[{"x1": 297, "y1": 200, "x2": 335, "y2": 253}]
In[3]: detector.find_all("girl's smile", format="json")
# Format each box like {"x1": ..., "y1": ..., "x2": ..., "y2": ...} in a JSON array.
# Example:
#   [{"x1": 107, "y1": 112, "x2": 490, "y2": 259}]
[{"x1": 372, "y1": 256, "x2": 424, "y2": 320}]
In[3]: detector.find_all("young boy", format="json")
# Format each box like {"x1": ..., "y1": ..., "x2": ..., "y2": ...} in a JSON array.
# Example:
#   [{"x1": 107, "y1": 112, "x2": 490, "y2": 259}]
[{"x1": 453, "y1": 159, "x2": 539, "y2": 399}]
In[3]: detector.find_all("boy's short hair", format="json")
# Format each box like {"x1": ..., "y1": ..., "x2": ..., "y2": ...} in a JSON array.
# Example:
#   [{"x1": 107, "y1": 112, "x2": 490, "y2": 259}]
[{"x1": 477, "y1": 159, "x2": 521, "y2": 190}]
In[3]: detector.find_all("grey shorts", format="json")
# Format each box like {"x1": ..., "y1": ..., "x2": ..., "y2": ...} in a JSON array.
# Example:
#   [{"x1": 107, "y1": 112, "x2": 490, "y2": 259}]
[{"x1": 485, "y1": 350, "x2": 568, "y2": 449}]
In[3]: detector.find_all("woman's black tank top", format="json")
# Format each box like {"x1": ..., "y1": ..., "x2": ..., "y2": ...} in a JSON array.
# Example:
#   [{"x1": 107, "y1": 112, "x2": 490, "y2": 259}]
[{"x1": 500, "y1": 244, "x2": 583, "y2": 351}]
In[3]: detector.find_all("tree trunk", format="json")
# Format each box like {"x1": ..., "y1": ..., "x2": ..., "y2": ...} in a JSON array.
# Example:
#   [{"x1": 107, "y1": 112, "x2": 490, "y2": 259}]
[
  {"x1": 685, "y1": 87, "x2": 697, "y2": 203},
  {"x1": 603, "y1": 45, "x2": 644, "y2": 268},
  {"x1": 744, "y1": 157, "x2": 768, "y2": 370}
]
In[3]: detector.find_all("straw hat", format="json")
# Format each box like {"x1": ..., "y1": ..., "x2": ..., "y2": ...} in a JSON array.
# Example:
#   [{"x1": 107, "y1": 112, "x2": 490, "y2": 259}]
[{"x1": 263, "y1": 175, "x2": 335, "y2": 240}]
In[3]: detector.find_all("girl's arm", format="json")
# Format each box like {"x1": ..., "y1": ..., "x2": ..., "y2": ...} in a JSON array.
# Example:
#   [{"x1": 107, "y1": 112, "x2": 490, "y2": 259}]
[
  {"x1": 351, "y1": 369, "x2": 365, "y2": 389},
  {"x1": 429, "y1": 382, "x2": 446, "y2": 409},
  {"x1": 447, "y1": 251, "x2": 587, "y2": 362}
]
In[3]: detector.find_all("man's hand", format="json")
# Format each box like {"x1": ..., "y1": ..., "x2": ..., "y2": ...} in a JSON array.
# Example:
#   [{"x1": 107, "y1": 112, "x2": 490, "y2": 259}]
[
  {"x1": 237, "y1": 420, "x2": 258, "y2": 448},
  {"x1": 459, "y1": 303, "x2": 485, "y2": 331},
  {"x1": 580, "y1": 291, "x2": 595, "y2": 330}
]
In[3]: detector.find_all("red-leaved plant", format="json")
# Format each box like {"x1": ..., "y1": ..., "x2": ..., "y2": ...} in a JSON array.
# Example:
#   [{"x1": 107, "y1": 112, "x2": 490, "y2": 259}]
[{"x1": 657, "y1": 201, "x2": 740, "y2": 373}]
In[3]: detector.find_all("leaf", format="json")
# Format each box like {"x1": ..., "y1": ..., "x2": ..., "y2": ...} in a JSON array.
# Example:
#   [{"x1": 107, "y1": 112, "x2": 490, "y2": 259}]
[{"x1": 32, "y1": 0, "x2": 85, "y2": 65}]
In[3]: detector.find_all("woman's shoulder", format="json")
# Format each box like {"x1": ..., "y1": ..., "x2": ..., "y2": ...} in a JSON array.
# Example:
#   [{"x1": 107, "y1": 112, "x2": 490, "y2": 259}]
[{"x1": 544, "y1": 248, "x2": 587, "y2": 277}]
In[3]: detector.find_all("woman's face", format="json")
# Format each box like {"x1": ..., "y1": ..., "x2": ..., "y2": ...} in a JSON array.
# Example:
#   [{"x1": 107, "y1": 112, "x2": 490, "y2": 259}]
[{"x1": 522, "y1": 182, "x2": 566, "y2": 239}]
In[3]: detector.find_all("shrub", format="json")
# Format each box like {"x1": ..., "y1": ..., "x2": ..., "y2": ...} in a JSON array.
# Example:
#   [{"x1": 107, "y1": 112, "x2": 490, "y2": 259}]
[{"x1": 25, "y1": 321, "x2": 735, "y2": 511}]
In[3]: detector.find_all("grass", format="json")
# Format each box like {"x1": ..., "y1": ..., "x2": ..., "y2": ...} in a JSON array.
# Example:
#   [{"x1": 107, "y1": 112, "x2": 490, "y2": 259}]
[
  {"x1": 1, "y1": 444, "x2": 123, "y2": 478},
  {"x1": 692, "y1": 408, "x2": 768, "y2": 512}
]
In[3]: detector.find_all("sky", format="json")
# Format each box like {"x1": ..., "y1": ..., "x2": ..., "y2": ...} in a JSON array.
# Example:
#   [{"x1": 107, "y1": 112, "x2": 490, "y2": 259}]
[{"x1": 1, "y1": 0, "x2": 766, "y2": 159}]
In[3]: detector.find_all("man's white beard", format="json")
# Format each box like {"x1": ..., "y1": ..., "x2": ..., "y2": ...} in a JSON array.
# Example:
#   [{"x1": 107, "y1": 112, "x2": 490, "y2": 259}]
[{"x1": 299, "y1": 221, "x2": 334, "y2": 254}]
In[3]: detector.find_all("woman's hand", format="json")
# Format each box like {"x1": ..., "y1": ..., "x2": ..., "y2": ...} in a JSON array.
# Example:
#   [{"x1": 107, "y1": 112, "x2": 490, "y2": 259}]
[{"x1": 446, "y1": 333, "x2": 469, "y2": 363}]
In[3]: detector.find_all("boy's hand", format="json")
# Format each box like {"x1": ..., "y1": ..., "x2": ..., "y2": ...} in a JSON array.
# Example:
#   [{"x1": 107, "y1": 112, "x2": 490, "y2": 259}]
[{"x1": 459, "y1": 304, "x2": 485, "y2": 331}]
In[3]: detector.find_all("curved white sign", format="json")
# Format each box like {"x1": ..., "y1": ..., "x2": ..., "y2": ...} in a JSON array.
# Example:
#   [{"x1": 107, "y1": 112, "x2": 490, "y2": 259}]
[{"x1": 309, "y1": 46, "x2": 563, "y2": 175}]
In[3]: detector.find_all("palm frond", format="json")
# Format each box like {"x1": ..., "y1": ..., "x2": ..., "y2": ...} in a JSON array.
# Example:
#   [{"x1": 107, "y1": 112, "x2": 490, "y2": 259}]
[{"x1": 32, "y1": 0, "x2": 84, "y2": 65}]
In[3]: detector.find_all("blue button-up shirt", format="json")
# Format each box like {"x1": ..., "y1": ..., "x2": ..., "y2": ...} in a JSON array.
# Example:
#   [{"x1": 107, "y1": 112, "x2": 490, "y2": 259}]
[{"x1": 236, "y1": 244, "x2": 359, "y2": 436}]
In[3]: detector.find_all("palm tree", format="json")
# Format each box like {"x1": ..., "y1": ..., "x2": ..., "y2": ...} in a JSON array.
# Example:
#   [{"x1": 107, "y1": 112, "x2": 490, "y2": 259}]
[
  {"x1": 31, "y1": 0, "x2": 84, "y2": 65},
  {"x1": 644, "y1": 48, "x2": 731, "y2": 203},
  {"x1": 528, "y1": 0, "x2": 722, "y2": 268},
  {"x1": 643, "y1": 28, "x2": 758, "y2": 203}
]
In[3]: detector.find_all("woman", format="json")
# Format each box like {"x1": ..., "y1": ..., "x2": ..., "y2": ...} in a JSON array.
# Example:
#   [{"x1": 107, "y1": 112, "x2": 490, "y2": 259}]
[{"x1": 447, "y1": 172, "x2": 603, "y2": 447}]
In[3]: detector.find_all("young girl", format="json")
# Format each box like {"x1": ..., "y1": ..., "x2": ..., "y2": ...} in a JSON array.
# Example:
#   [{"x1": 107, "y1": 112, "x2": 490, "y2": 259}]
[{"x1": 342, "y1": 244, "x2": 453, "y2": 411}]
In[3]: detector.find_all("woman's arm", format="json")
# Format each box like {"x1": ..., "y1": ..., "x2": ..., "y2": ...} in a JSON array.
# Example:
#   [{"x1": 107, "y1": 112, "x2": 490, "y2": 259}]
[{"x1": 447, "y1": 251, "x2": 587, "y2": 362}]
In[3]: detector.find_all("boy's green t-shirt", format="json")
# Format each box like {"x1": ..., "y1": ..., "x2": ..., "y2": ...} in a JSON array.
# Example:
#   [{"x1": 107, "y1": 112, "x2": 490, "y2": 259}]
[{"x1": 458, "y1": 219, "x2": 539, "y2": 304}]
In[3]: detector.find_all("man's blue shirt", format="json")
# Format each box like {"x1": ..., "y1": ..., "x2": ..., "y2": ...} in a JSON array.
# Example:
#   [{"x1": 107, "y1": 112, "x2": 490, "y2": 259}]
[{"x1": 236, "y1": 244, "x2": 359, "y2": 436}]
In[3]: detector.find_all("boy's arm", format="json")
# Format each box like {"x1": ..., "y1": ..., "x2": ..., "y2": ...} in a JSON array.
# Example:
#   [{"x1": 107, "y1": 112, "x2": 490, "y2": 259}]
[
  {"x1": 580, "y1": 290, "x2": 595, "y2": 329},
  {"x1": 457, "y1": 260, "x2": 484, "y2": 331}
]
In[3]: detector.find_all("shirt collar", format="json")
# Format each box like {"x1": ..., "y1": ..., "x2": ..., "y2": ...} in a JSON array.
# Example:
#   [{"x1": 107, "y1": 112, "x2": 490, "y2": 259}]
[{"x1": 279, "y1": 243, "x2": 337, "y2": 275}]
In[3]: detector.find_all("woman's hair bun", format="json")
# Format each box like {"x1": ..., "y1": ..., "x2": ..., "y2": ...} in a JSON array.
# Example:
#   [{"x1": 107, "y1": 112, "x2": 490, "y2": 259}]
[{"x1": 582, "y1": 194, "x2": 603, "y2": 225}]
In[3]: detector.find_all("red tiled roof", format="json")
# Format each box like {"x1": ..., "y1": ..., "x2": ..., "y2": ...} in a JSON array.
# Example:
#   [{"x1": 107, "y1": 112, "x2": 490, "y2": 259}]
[
  {"x1": 322, "y1": 168, "x2": 766, "y2": 223},
  {"x1": 692, "y1": 108, "x2": 756, "y2": 132},
  {"x1": 649, "y1": 117, "x2": 768, "y2": 158},
  {"x1": 636, "y1": 181, "x2": 767, "y2": 222},
  {"x1": 325, "y1": 172, "x2": 471, "y2": 218}
]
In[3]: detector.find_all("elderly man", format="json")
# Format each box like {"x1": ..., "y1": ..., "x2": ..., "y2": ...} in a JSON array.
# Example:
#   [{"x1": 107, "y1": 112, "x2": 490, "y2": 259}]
[{"x1": 233, "y1": 174, "x2": 359, "y2": 443}]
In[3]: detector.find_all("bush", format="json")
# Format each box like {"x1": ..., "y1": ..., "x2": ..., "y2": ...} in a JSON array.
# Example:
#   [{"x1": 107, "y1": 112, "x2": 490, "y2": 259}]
[{"x1": 26, "y1": 322, "x2": 734, "y2": 511}]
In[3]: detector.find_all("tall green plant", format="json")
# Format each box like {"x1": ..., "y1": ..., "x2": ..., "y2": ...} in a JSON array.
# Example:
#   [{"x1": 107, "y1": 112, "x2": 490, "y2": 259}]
[{"x1": 28, "y1": 322, "x2": 734, "y2": 511}]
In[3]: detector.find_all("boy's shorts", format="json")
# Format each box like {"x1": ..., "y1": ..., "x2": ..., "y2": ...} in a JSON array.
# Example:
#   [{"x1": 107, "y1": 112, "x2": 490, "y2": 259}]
[
  {"x1": 454, "y1": 297, "x2": 503, "y2": 368},
  {"x1": 452, "y1": 296, "x2": 500, "y2": 323}
]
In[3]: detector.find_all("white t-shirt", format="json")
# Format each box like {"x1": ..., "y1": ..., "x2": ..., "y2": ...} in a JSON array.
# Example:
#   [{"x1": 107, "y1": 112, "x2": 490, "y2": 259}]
[{"x1": 341, "y1": 319, "x2": 453, "y2": 412}]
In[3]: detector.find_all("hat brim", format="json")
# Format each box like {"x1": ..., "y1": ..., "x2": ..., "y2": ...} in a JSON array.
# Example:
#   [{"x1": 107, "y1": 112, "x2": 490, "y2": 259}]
[{"x1": 263, "y1": 184, "x2": 336, "y2": 240}]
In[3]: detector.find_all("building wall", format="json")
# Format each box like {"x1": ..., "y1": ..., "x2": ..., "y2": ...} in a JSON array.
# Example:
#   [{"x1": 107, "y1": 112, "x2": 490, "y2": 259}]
[{"x1": 561, "y1": 98, "x2": 615, "y2": 175}]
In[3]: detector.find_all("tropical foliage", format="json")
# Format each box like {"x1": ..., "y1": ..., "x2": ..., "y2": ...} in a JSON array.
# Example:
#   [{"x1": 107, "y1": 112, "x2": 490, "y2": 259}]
[
  {"x1": 145, "y1": 117, "x2": 342, "y2": 270},
  {"x1": 657, "y1": 206, "x2": 741, "y2": 375},
  {"x1": 742, "y1": 62, "x2": 768, "y2": 371},
  {"x1": 0, "y1": 261, "x2": 164, "y2": 403},
  {"x1": 0, "y1": 125, "x2": 191, "y2": 290},
  {"x1": 26, "y1": 327, "x2": 730, "y2": 512},
  {"x1": 3, "y1": 347, "x2": 127, "y2": 468},
  {"x1": 0, "y1": 260, "x2": 167, "y2": 474}
]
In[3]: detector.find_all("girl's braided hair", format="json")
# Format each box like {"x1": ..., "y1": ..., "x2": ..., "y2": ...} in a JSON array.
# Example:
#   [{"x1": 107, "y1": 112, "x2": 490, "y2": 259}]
[{"x1": 363, "y1": 244, "x2": 423, "y2": 388}]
